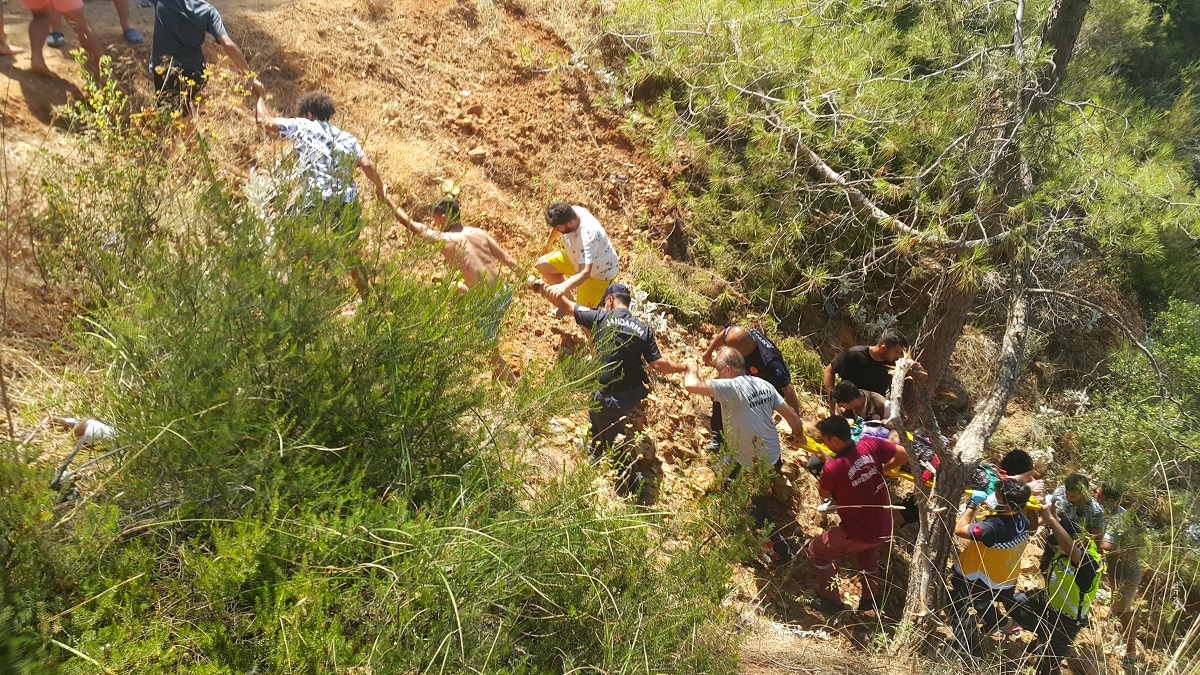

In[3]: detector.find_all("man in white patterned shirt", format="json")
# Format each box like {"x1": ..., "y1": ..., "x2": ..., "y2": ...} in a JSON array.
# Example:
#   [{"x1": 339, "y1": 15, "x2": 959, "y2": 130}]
[{"x1": 256, "y1": 90, "x2": 396, "y2": 294}]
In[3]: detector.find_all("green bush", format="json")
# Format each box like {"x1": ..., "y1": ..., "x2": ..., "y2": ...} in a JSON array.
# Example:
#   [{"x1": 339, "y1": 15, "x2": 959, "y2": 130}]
[
  {"x1": 775, "y1": 336, "x2": 825, "y2": 393},
  {"x1": 0, "y1": 65, "x2": 744, "y2": 673}
]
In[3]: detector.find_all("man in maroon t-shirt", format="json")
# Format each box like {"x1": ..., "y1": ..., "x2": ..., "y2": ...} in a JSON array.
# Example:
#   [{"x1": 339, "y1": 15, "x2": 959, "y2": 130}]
[{"x1": 808, "y1": 415, "x2": 909, "y2": 614}]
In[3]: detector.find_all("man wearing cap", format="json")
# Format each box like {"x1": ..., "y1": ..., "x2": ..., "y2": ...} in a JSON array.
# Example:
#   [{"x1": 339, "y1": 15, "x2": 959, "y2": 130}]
[
  {"x1": 536, "y1": 201, "x2": 620, "y2": 309},
  {"x1": 701, "y1": 324, "x2": 803, "y2": 453},
  {"x1": 1017, "y1": 503, "x2": 1104, "y2": 675},
  {"x1": 534, "y1": 281, "x2": 685, "y2": 499}
]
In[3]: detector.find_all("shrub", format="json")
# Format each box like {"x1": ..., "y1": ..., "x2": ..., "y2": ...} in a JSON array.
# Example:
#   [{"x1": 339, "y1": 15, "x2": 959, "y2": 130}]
[{"x1": 0, "y1": 62, "x2": 744, "y2": 673}]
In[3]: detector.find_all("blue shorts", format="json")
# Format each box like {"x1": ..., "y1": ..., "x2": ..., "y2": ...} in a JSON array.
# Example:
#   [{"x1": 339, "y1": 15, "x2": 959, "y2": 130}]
[{"x1": 475, "y1": 286, "x2": 512, "y2": 343}]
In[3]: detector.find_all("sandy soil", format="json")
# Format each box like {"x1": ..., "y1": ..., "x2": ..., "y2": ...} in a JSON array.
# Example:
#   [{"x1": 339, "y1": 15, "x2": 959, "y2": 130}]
[{"x1": 0, "y1": 1, "x2": 1157, "y2": 673}]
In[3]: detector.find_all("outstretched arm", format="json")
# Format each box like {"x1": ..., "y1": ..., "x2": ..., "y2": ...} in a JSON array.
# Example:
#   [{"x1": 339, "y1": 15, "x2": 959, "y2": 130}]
[
  {"x1": 357, "y1": 155, "x2": 395, "y2": 208},
  {"x1": 534, "y1": 280, "x2": 577, "y2": 316},
  {"x1": 781, "y1": 384, "x2": 802, "y2": 419},
  {"x1": 1041, "y1": 505, "x2": 1084, "y2": 565},
  {"x1": 954, "y1": 503, "x2": 979, "y2": 538},
  {"x1": 775, "y1": 401, "x2": 807, "y2": 443},
  {"x1": 823, "y1": 363, "x2": 837, "y2": 409},
  {"x1": 217, "y1": 35, "x2": 263, "y2": 92},
  {"x1": 487, "y1": 234, "x2": 519, "y2": 272},
  {"x1": 702, "y1": 330, "x2": 725, "y2": 366},
  {"x1": 394, "y1": 206, "x2": 445, "y2": 241},
  {"x1": 683, "y1": 363, "x2": 716, "y2": 399},
  {"x1": 255, "y1": 96, "x2": 280, "y2": 136},
  {"x1": 648, "y1": 357, "x2": 687, "y2": 375},
  {"x1": 881, "y1": 444, "x2": 911, "y2": 475}
]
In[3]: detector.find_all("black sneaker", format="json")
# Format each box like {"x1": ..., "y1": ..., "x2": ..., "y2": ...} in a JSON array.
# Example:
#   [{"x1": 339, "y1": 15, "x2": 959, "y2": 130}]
[
  {"x1": 812, "y1": 596, "x2": 849, "y2": 614},
  {"x1": 856, "y1": 593, "x2": 882, "y2": 613}
]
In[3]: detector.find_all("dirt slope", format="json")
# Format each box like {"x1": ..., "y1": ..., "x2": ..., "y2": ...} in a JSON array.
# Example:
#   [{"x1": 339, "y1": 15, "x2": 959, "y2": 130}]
[{"x1": 0, "y1": 2, "x2": 1149, "y2": 673}]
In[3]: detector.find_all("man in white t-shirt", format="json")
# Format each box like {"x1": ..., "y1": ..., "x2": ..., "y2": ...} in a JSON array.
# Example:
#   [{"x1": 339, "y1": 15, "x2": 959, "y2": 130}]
[
  {"x1": 256, "y1": 90, "x2": 396, "y2": 294},
  {"x1": 535, "y1": 201, "x2": 620, "y2": 309},
  {"x1": 683, "y1": 347, "x2": 806, "y2": 562}
]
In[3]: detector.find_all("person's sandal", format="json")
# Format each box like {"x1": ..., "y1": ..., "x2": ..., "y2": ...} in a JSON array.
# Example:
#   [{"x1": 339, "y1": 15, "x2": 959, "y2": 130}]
[{"x1": 47, "y1": 32, "x2": 66, "y2": 48}]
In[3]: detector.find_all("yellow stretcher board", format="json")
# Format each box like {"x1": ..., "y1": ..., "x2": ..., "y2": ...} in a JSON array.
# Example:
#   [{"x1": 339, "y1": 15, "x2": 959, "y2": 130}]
[{"x1": 795, "y1": 434, "x2": 1045, "y2": 510}]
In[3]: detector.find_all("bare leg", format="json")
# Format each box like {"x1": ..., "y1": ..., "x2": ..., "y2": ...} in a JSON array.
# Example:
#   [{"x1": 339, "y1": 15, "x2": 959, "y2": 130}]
[
  {"x1": 113, "y1": 0, "x2": 132, "y2": 30},
  {"x1": 28, "y1": 11, "x2": 54, "y2": 76},
  {"x1": 50, "y1": 10, "x2": 63, "y2": 34},
  {"x1": 535, "y1": 261, "x2": 565, "y2": 286},
  {"x1": 113, "y1": 0, "x2": 143, "y2": 43},
  {"x1": 60, "y1": 9, "x2": 105, "y2": 80},
  {"x1": 490, "y1": 350, "x2": 517, "y2": 385},
  {"x1": 0, "y1": 10, "x2": 24, "y2": 55}
]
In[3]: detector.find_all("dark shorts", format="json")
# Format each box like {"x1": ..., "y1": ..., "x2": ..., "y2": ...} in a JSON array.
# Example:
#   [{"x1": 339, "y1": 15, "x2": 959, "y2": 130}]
[
  {"x1": 475, "y1": 286, "x2": 513, "y2": 343},
  {"x1": 152, "y1": 66, "x2": 207, "y2": 111},
  {"x1": 290, "y1": 197, "x2": 363, "y2": 241}
]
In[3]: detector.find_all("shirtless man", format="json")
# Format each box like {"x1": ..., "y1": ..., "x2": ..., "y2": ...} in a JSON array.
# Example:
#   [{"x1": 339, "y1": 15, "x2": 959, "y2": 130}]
[{"x1": 396, "y1": 198, "x2": 519, "y2": 383}]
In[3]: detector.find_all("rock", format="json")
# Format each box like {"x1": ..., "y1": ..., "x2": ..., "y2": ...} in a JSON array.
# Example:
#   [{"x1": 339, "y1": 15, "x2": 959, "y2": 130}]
[
  {"x1": 466, "y1": 103, "x2": 484, "y2": 116},
  {"x1": 467, "y1": 146, "x2": 487, "y2": 163},
  {"x1": 533, "y1": 328, "x2": 544, "y2": 337}
]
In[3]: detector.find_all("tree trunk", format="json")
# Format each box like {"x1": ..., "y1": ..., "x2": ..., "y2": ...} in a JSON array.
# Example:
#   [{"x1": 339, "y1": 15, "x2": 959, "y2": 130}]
[
  {"x1": 1034, "y1": 0, "x2": 1092, "y2": 111},
  {"x1": 902, "y1": 257, "x2": 1032, "y2": 621},
  {"x1": 907, "y1": 276, "x2": 976, "y2": 420}
]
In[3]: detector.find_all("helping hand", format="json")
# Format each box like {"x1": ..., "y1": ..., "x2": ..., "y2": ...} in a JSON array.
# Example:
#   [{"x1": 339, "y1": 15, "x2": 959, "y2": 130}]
[{"x1": 250, "y1": 78, "x2": 266, "y2": 97}]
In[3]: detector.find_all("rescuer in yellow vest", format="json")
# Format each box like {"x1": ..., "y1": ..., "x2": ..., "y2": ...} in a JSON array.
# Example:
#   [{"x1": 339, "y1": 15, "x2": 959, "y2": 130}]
[
  {"x1": 1017, "y1": 501, "x2": 1104, "y2": 675},
  {"x1": 947, "y1": 478, "x2": 1032, "y2": 657}
]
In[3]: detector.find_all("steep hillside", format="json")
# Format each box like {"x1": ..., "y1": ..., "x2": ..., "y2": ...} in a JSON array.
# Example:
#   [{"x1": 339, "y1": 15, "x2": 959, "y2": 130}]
[{"x1": 0, "y1": 1, "x2": 1189, "y2": 673}]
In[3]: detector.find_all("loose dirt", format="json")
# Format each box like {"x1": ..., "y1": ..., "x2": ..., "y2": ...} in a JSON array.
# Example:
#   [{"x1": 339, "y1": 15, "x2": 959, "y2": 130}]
[{"x1": 0, "y1": 1, "x2": 1153, "y2": 673}]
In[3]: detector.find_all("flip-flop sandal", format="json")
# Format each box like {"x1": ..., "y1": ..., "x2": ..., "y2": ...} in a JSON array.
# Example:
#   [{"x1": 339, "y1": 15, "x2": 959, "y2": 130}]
[
  {"x1": 47, "y1": 32, "x2": 66, "y2": 48},
  {"x1": 124, "y1": 28, "x2": 144, "y2": 44}
]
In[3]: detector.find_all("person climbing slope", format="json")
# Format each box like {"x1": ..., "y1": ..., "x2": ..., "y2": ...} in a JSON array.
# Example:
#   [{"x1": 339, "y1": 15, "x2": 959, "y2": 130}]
[
  {"x1": 395, "y1": 198, "x2": 519, "y2": 384},
  {"x1": 535, "y1": 201, "x2": 620, "y2": 310}
]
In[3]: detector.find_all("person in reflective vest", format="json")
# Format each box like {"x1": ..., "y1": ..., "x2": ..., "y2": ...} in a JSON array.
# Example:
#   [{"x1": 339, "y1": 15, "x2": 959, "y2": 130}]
[
  {"x1": 1015, "y1": 501, "x2": 1103, "y2": 675},
  {"x1": 947, "y1": 478, "x2": 1032, "y2": 657}
]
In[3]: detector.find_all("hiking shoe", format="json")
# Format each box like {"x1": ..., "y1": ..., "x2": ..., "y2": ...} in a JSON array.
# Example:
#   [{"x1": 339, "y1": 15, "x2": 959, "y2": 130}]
[
  {"x1": 703, "y1": 439, "x2": 722, "y2": 454},
  {"x1": 47, "y1": 32, "x2": 66, "y2": 48},
  {"x1": 816, "y1": 497, "x2": 838, "y2": 514},
  {"x1": 990, "y1": 617, "x2": 1022, "y2": 640},
  {"x1": 141, "y1": 0, "x2": 153, "y2": 6},
  {"x1": 811, "y1": 596, "x2": 849, "y2": 614},
  {"x1": 856, "y1": 593, "x2": 882, "y2": 613},
  {"x1": 123, "y1": 27, "x2": 144, "y2": 44}
]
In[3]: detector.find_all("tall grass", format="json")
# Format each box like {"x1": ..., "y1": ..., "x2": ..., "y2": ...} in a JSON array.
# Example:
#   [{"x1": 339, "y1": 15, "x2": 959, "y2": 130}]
[{"x1": 0, "y1": 62, "x2": 743, "y2": 674}]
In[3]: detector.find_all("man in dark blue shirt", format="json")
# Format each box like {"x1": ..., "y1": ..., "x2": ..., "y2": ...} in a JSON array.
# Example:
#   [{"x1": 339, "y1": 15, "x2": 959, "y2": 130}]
[
  {"x1": 702, "y1": 325, "x2": 801, "y2": 452},
  {"x1": 149, "y1": 0, "x2": 261, "y2": 110},
  {"x1": 535, "y1": 282, "x2": 685, "y2": 500}
]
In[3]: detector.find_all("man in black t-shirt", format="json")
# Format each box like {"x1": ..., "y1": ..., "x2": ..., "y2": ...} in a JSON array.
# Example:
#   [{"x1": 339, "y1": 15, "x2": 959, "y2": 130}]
[
  {"x1": 150, "y1": 0, "x2": 262, "y2": 111},
  {"x1": 535, "y1": 282, "x2": 685, "y2": 498},
  {"x1": 702, "y1": 325, "x2": 801, "y2": 452},
  {"x1": 823, "y1": 329, "x2": 911, "y2": 411}
]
